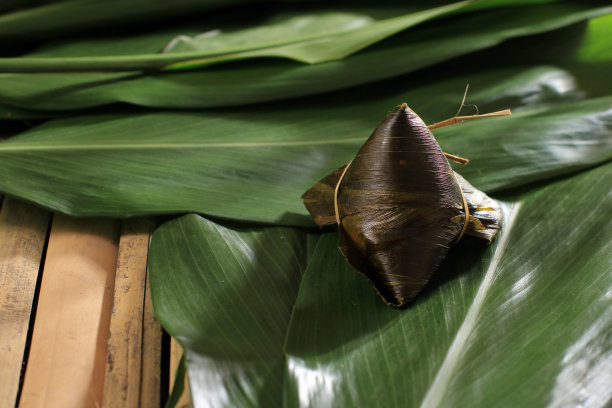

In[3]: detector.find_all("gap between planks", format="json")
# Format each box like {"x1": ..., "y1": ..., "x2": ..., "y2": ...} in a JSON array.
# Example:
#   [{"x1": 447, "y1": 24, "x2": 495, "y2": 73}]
[
  {"x1": 0, "y1": 198, "x2": 50, "y2": 408},
  {"x1": 18, "y1": 214, "x2": 121, "y2": 408},
  {"x1": 102, "y1": 217, "x2": 164, "y2": 408},
  {"x1": 0, "y1": 203, "x2": 177, "y2": 408}
]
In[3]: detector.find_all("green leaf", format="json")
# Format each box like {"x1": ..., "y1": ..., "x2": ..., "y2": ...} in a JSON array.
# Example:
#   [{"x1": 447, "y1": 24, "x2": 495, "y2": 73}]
[
  {"x1": 0, "y1": 2, "x2": 473, "y2": 72},
  {"x1": 576, "y1": 13, "x2": 612, "y2": 63},
  {"x1": 0, "y1": 101, "x2": 60, "y2": 120},
  {"x1": 0, "y1": 2, "x2": 609, "y2": 110},
  {"x1": 148, "y1": 215, "x2": 315, "y2": 407},
  {"x1": 148, "y1": 162, "x2": 612, "y2": 407},
  {"x1": 0, "y1": 66, "x2": 610, "y2": 224},
  {"x1": 166, "y1": 354, "x2": 188, "y2": 408},
  {"x1": 163, "y1": 2, "x2": 473, "y2": 68},
  {"x1": 287, "y1": 162, "x2": 612, "y2": 407},
  {"x1": 437, "y1": 96, "x2": 612, "y2": 192},
  {"x1": 0, "y1": 0, "x2": 256, "y2": 40}
]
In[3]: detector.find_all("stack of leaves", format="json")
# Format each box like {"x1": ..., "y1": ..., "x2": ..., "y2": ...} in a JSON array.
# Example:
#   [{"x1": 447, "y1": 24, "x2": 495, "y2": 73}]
[{"x1": 1, "y1": 0, "x2": 611, "y2": 407}]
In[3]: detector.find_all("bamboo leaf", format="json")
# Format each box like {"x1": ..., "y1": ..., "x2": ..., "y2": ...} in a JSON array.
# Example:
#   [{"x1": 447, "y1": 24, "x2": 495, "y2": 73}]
[
  {"x1": 148, "y1": 215, "x2": 315, "y2": 407},
  {"x1": 0, "y1": 0, "x2": 258, "y2": 40},
  {"x1": 0, "y1": 101, "x2": 59, "y2": 119},
  {"x1": 0, "y1": 2, "x2": 609, "y2": 111},
  {"x1": 166, "y1": 355, "x2": 188, "y2": 408},
  {"x1": 0, "y1": 2, "x2": 473, "y2": 72},
  {"x1": 285, "y1": 162, "x2": 612, "y2": 407},
  {"x1": 0, "y1": 67, "x2": 610, "y2": 224},
  {"x1": 575, "y1": 13, "x2": 612, "y2": 63},
  {"x1": 163, "y1": 2, "x2": 473, "y2": 68},
  {"x1": 148, "y1": 162, "x2": 612, "y2": 407},
  {"x1": 434, "y1": 97, "x2": 612, "y2": 192}
]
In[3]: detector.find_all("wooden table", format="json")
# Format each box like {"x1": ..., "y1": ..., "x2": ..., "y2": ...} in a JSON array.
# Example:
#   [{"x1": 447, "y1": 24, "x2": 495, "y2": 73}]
[{"x1": 0, "y1": 197, "x2": 190, "y2": 408}]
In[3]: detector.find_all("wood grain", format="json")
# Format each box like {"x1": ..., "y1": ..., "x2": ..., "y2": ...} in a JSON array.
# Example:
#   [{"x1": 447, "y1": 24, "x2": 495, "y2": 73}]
[
  {"x1": 18, "y1": 215, "x2": 120, "y2": 408},
  {"x1": 102, "y1": 218, "x2": 155, "y2": 407},
  {"x1": 0, "y1": 198, "x2": 49, "y2": 408},
  {"x1": 140, "y1": 268, "x2": 163, "y2": 408}
]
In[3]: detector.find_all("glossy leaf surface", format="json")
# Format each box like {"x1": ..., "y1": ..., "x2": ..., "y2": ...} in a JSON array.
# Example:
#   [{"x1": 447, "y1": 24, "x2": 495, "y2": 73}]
[
  {"x1": 148, "y1": 214, "x2": 315, "y2": 407},
  {"x1": 0, "y1": 2, "x2": 609, "y2": 110},
  {"x1": 149, "y1": 163, "x2": 612, "y2": 407},
  {"x1": 1, "y1": 2, "x2": 609, "y2": 407},
  {"x1": 0, "y1": 2, "x2": 472, "y2": 72},
  {"x1": 0, "y1": 77, "x2": 610, "y2": 224},
  {"x1": 286, "y1": 161, "x2": 612, "y2": 407}
]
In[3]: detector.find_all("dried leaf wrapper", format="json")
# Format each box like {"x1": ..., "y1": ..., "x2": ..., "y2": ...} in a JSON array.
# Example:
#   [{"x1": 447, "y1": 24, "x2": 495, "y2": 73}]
[{"x1": 302, "y1": 104, "x2": 504, "y2": 307}]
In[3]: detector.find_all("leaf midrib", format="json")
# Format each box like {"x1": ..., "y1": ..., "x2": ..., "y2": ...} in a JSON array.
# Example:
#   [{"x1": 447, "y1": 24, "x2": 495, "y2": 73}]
[
  {"x1": 0, "y1": 1, "x2": 472, "y2": 72},
  {"x1": 0, "y1": 137, "x2": 364, "y2": 152},
  {"x1": 420, "y1": 202, "x2": 521, "y2": 408},
  {"x1": 166, "y1": 1, "x2": 473, "y2": 67}
]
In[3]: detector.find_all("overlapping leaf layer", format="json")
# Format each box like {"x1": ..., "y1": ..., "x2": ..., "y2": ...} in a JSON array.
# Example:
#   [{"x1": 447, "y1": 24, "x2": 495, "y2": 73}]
[{"x1": 1, "y1": 1, "x2": 611, "y2": 406}]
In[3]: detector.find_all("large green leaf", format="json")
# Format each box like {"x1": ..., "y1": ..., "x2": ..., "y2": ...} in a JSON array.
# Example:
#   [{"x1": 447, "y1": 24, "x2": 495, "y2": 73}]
[
  {"x1": 148, "y1": 215, "x2": 316, "y2": 407},
  {"x1": 0, "y1": 101, "x2": 58, "y2": 119},
  {"x1": 562, "y1": 14, "x2": 612, "y2": 100},
  {"x1": 149, "y1": 162, "x2": 612, "y2": 407},
  {"x1": 1, "y1": 2, "x2": 609, "y2": 406},
  {"x1": 285, "y1": 162, "x2": 612, "y2": 407},
  {"x1": 0, "y1": 2, "x2": 473, "y2": 71},
  {"x1": 575, "y1": 13, "x2": 612, "y2": 63},
  {"x1": 1, "y1": 66, "x2": 610, "y2": 224},
  {"x1": 14, "y1": 0, "x2": 533, "y2": 43},
  {"x1": 0, "y1": 2, "x2": 609, "y2": 110},
  {"x1": 0, "y1": 0, "x2": 259, "y2": 40}
]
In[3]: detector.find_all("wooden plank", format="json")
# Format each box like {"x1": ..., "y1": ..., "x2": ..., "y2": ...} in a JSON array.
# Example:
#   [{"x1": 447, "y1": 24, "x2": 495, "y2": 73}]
[
  {"x1": 102, "y1": 218, "x2": 154, "y2": 407},
  {"x1": 170, "y1": 338, "x2": 192, "y2": 408},
  {"x1": 19, "y1": 215, "x2": 120, "y2": 408},
  {"x1": 140, "y1": 266, "x2": 163, "y2": 408},
  {"x1": 0, "y1": 198, "x2": 50, "y2": 408}
]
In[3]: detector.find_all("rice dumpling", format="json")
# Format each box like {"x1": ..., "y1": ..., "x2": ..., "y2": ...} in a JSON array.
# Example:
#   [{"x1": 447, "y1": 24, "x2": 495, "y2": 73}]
[{"x1": 302, "y1": 103, "x2": 504, "y2": 307}]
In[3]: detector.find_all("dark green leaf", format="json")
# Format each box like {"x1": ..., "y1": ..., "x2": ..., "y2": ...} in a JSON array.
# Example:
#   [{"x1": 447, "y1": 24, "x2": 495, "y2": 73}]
[
  {"x1": 149, "y1": 215, "x2": 314, "y2": 407},
  {"x1": 0, "y1": 3, "x2": 609, "y2": 110},
  {"x1": 0, "y1": 0, "x2": 257, "y2": 40},
  {"x1": 575, "y1": 13, "x2": 612, "y2": 63},
  {"x1": 285, "y1": 161, "x2": 612, "y2": 407},
  {"x1": 0, "y1": 2, "x2": 473, "y2": 71},
  {"x1": 166, "y1": 354, "x2": 188, "y2": 408},
  {"x1": 0, "y1": 101, "x2": 68, "y2": 120},
  {"x1": 149, "y1": 162, "x2": 612, "y2": 407},
  {"x1": 0, "y1": 67, "x2": 610, "y2": 223}
]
